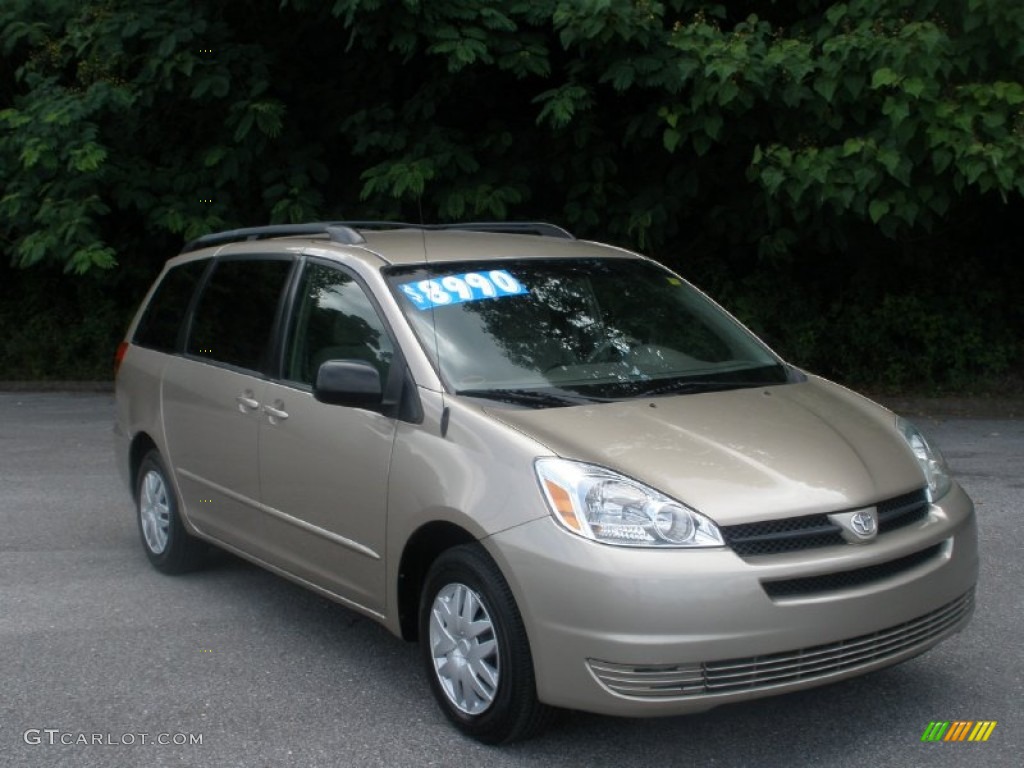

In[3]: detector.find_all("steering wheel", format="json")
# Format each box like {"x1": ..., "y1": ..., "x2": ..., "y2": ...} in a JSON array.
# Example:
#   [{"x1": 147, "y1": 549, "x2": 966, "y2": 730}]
[
  {"x1": 586, "y1": 335, "x2": 639, "y2": 364},
  {"x1": 584, "y1": 339, "x2": 617, "y2": 363}
]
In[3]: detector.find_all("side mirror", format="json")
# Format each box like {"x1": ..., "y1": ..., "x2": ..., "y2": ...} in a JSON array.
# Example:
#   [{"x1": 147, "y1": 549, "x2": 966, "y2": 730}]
[{"x1": 313, "y1": 360, "x2": 383, "y2": 407}]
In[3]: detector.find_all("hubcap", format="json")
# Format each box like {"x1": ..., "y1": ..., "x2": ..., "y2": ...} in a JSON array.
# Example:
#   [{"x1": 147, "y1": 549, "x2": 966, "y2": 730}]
[
  {"x1": 428, "y1": 583, "x2": 500, "y2": 715},
  {"x1": 140, "y1": 470, "x2": 171, "y2": 554}
]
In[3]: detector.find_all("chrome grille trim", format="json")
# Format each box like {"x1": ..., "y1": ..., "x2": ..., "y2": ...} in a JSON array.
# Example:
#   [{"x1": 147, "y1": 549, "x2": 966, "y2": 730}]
[
  {"x1": 587, "y1": 590, "x2": 973, "y2": 699},
  {"x1": 587, "y1": 662, "x2": 705, "y2": 697}
]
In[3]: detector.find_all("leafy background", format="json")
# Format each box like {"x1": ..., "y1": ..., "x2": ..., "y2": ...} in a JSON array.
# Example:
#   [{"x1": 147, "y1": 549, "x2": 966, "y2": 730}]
[{"x1": 2, "y1": 0, "x2": 1022, "y2": 390}]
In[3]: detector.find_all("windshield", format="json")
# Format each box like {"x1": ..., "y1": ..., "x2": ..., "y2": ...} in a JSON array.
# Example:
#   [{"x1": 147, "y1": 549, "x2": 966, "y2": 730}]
[{"x1": 385, "y1": 258, "x2": 789, "y2": 403}]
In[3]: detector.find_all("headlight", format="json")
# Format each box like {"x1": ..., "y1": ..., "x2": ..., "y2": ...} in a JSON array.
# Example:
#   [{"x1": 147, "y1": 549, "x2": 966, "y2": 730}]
[
  {"x1": 896, "y1": 417, "x2": 952, "y2": 502},
  {"x1": 534, "y1": 458, "x2": 724, "y2": 547}
]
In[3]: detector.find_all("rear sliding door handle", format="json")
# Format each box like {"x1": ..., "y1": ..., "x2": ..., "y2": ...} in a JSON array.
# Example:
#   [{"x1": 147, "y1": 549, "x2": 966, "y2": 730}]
[{"x1": 263, "y1": 402, "x2": 289, "y2": 422}]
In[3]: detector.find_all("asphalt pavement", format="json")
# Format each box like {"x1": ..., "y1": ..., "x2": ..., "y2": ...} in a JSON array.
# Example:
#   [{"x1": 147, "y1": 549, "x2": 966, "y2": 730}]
[{"x1": 0, "y1": 393, "x2": 1020, "y2": 767}]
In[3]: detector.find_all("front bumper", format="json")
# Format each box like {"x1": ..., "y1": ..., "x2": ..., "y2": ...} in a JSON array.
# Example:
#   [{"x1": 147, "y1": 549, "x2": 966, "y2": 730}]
[{"x1": 483, "y1": 483, "x2": 978, "y2": 717}]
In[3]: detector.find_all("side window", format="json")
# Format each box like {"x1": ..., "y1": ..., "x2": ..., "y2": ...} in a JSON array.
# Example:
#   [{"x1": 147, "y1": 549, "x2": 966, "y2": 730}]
[
  {"x1": 187, "y1": 258, "x2": 293, "y2": 371},
  {"x1": 285, "y1": 262, "x2": 394, "y2": 386},
  {"x1": 133, "y1": 260, "x2": 208, "y2": 352}
]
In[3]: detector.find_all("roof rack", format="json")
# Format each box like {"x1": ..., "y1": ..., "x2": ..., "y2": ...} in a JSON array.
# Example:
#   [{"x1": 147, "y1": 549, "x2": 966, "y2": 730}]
[
  {"x1": 443, "y1": 221, "x2": 574, "y2": 239},
  {"x1": 180, "y1": 222, "x2": 364, "y2": 253},
  {"x1": 179, "y1": 220, "x2": 575, "y2": 253},
  {"x1": 339, "y1": 221, "x2": 576, "y2": 240}
]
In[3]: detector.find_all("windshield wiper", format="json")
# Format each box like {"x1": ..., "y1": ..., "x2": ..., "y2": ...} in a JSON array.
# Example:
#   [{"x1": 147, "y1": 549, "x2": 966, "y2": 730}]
[
  {"x1": 640, "y1": 379, "x2": 773, "y2": 398},
  {"x1": 455, "y1": 388, "x2": 594, "y2": 408}
]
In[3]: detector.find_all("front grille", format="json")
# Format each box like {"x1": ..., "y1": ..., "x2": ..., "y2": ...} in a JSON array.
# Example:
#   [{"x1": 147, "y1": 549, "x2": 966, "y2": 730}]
[
  {"x1": 588, "y1": 590, "x2": 973, "y2": 699},
  {"x1": 762, "y1": 543, "x2": 944, "y2": 598},
  {"x1": 876, "y1": 489, "x2": 931, "y2": 532},
  {"x1": 722, "y1": 489, "x2": 930, "y2": 557},
  {"x1": 723, "y1": 516, "x2": 844, "y2": 555}
]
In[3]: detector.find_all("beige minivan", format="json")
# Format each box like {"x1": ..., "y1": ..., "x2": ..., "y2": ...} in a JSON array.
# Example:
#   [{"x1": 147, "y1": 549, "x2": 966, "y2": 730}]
[{"x1": 114, "y1": 221, "x2": 978, "y2": 743}]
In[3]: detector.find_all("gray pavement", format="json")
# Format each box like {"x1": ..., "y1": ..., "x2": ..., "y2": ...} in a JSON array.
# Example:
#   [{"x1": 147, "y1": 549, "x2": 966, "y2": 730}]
[{"x1": 0, "y1": 393, "x2": 1020, "y2": 767}]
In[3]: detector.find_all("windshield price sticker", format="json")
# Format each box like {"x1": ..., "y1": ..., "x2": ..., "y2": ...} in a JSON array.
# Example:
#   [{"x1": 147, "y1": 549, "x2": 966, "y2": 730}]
[{"x1": 399, "y1": 270, "x2": 528, "y2": 310}]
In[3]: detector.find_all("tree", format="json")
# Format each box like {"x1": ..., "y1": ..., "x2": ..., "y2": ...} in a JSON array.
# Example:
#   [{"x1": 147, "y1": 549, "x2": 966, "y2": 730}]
[{"x1": 1, "y1": 0, "x2": 1022, "y2": 386}]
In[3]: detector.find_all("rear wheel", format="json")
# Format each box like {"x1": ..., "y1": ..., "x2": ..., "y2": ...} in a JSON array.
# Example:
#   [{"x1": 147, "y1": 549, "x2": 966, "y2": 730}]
[
  {"x1": 136, "y1": 450, "x2": 205, "y2": 574},
  {"x1": 419, "y1": 544, "x2": 554, "y2": 744}
]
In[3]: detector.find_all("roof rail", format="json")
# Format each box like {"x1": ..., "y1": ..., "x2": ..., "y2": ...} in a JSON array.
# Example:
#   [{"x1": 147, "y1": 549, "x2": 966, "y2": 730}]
[
  {"x1": 179, "y1": 222, "x2": 365, "y2": 253},
  {"x1": 339, "y1": 221, "x2": 576, "y2": 240},
  {"x1": 179, "y1": 220, "x2": 575, "y2": 253},
  {"x1": 437, "y1": 221, "x2": 575, "y2": 239}
]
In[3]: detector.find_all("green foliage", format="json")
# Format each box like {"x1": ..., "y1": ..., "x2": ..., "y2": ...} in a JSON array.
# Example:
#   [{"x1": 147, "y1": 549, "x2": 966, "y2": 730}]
[
  {"x1": 1, "y1": 0, "x2": 1022, "y2": 389},
  {"x1": 0, "y1": 0, "x2": 326, "y2": 272},
  {"x1": 722, "y1": 274, "x2": 1019, "y2": 393},
  {"x1": 0, "y1": 261, "x2": 131, "y2": 379}
]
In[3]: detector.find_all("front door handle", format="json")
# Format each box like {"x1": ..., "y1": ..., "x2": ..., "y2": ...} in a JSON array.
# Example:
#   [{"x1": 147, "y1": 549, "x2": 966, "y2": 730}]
[
  {"x1": 236, "y1": 391, "x2": 260, "y2": 412},
  {"x1": 263, "y1": 401, "x2": 289, "y2": 423}
]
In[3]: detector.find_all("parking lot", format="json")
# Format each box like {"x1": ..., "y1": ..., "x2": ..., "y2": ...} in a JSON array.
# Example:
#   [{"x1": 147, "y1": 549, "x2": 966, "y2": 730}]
[{"x1": 1, "y1": 392, "x2": 1020, "y2": 767}]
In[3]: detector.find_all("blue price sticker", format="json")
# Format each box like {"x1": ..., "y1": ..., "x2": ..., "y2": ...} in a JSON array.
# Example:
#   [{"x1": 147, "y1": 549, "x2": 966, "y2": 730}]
[{"x1": 399, "y1": 270, "x2": 528, "y2": 310}]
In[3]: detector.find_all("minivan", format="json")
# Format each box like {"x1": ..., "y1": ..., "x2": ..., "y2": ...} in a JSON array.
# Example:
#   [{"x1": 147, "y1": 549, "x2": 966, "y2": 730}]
[{"x1": 114, "y1": 221, "x2": 978, "y2": 743}]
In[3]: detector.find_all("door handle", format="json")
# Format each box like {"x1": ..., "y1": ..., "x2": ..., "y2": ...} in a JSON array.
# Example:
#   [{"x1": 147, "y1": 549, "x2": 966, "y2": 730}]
[
  {"x1": 236, "y1": 392, "x2": 260, "y2": 412},
  {"x1": 263, "y1": 402, "x2": 289, "y2": 422}
]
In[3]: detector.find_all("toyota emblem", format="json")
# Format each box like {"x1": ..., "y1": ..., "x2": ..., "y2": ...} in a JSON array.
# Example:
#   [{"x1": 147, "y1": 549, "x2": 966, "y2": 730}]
[
  {"x1": 850, "y1": 510, "x2": 878, "y2": 537},
  {"x1": 827, "y1": 507, "x2": 880, "y2": 543}
]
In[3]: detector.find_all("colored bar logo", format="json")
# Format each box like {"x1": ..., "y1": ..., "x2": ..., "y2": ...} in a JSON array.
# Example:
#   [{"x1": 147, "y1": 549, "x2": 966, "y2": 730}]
[{"x1": 921, "y1": 721, "x2": 997, "y2": 742}]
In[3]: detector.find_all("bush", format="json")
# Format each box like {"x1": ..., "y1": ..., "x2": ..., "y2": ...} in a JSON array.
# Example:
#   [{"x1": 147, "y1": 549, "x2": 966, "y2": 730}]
[{"x1": 0, "y1": 264, "x2": 134, "y2": 380}]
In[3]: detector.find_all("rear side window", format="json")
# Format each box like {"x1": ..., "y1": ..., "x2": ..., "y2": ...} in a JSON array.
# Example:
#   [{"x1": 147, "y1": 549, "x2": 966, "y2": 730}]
[
  {"x1": 133, "y1": 260, "x2": 208, "y2": 352},
  {"x1": 187, "y1": 258, "x2": 293, "y2": 371}
]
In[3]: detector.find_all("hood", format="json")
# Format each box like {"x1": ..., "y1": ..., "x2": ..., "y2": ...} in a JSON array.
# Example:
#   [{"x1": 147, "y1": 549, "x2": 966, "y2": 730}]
[{"x1": 486, "y1": 377, "x2": 925, "y2": 525}]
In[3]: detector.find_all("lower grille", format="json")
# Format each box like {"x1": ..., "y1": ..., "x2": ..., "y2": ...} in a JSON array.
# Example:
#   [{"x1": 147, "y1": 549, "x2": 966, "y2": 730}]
[
  {"x1": 762, "y1": 543, "x2": 944, "y2": 599},
  {"x1": 588, "y1": 590, "x2": 973, "y2": 699}
]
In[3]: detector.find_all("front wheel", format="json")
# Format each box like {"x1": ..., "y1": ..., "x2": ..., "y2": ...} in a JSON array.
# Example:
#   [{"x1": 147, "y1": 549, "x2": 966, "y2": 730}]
[{"x1": 419, "y1": 544, "x2": 555, "y2": 744}]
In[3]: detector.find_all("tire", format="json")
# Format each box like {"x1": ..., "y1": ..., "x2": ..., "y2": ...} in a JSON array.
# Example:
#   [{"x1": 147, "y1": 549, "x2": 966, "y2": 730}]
[
  {"x1": 136, "y1": 450, "x2": 205, "y2": 574},
  {"x1": 419, "y1": 544, "x2": 555, "y2": 744}
]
